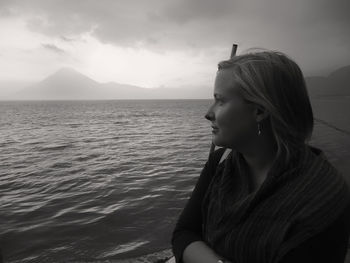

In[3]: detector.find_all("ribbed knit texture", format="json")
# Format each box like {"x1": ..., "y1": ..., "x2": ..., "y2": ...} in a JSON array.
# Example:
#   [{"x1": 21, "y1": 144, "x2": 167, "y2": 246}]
[{"x1": 201, "y1": 144, "x2": 350, "y2": 263}]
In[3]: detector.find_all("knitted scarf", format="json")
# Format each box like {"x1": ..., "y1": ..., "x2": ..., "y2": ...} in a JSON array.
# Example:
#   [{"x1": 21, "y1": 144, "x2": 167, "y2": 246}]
[{"x1": 201, "y1": 144, "x2": 350, "y2": 263}]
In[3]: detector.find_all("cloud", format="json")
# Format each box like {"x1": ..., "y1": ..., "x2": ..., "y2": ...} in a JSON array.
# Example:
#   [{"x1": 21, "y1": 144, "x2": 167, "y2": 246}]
[
  {"x1": 0, "y1": 0, "x2": 344, "y2": 50},
  {"x1": 152, "y1": 0, "x2": 236, "y2": 25},
  {"x1": 41, "y1": 43, "x2": 65, "y2": 54},
  {"x1": 0, "y1": 1, "x2": 347, "y2": 44},
  {"x1": 0, "y1": 0, "x2": 349, "y2": 80},
  {"x1": 60, "y1": 35, "x2": 83, "y2": 42},
  {"x1": 0, "y1": 0, "x2": 348, "y2": 68}
]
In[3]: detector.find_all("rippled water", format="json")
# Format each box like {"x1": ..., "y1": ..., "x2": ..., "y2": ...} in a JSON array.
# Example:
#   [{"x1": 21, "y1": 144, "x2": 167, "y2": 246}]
[{"x1": 0, "y1": 98, "x2": 349, "y2": 262}]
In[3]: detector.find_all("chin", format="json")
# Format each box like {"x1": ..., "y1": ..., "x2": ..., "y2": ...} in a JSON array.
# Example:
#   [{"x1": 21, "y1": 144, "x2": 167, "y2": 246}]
[
  {"x1": 213, "y1": 137, "x2": 235, "y2": 149},
  {"x1": 212, "y1": 137, "x2": 228, "y2": 148}
]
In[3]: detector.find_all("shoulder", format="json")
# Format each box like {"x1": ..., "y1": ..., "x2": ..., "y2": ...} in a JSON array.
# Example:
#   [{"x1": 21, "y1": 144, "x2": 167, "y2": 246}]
[
  {"x1": 307, "y1": 201, "x2": 350, "y2": 246},
  {"x1": 281, "y1": 207, "x2": 350, "y2": 262},
  {"x1": 311, "y1": 204, "x2": 350, "y2": 255},
  {"x1": 337, "y1": 201, "x2": 350, "y2": 234},
  {"x1": 324, "y1": 203, "x2": 350, "y2": 236}
]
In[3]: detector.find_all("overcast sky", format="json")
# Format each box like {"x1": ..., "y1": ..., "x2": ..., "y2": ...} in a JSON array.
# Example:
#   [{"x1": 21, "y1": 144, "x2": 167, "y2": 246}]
[{"x1": 0, "y1": 0, "x2": 349, "y2": 89}]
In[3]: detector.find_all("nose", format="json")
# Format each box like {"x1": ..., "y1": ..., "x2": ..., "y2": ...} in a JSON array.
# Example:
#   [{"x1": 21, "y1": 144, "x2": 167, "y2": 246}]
[{"x1": 204, "y1": 105, "x2": 215, "y2": 121}]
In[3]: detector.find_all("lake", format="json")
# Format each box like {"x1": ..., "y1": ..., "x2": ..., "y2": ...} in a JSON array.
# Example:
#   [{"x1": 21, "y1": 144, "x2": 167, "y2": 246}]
[{"x1": 0, "y1": 98, "x2": 349, "y2": 262}]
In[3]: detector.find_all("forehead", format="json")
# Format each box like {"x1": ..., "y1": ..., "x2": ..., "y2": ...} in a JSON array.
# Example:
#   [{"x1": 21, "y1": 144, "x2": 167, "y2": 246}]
[{"x1": 214, "y1": 69, "x2": 242, "y2": 98}]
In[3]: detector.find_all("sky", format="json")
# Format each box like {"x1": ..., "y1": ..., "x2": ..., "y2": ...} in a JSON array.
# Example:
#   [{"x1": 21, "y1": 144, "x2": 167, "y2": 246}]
[{"x1": 0, "y1": 0, "x2": 349, "y2": 90}]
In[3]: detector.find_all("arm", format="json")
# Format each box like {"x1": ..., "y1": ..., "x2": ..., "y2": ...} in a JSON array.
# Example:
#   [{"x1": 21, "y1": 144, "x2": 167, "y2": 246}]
[
  {"x1": 278, "y1": 206, "x2": 350, "y2": 263},
  {"x1": 171, "y1": 148, "x2": 227, "y2": 263}
]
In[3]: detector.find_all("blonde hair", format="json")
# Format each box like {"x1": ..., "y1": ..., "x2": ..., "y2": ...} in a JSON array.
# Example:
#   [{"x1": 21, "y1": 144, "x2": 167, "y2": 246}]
[{"x1": 217, "y1": 49, "x2": 314, "y2": 166}]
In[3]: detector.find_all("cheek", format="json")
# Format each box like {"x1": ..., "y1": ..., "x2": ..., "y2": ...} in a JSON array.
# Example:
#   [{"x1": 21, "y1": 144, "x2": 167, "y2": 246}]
[{"x1": 217, "y1": 106, "x2": 254, "y2": 139}]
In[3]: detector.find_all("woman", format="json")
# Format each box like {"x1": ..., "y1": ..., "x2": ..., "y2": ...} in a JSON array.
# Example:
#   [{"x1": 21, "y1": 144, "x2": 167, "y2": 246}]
[{"x1": 171, "y1": 50, "x2": 350, "y2": 263}]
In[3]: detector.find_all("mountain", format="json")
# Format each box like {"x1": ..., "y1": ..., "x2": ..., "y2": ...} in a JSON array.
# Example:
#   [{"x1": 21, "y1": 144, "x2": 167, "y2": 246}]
[
  {"x1": 15, "y1": 67, "x2": 100, "y2": 100},
  {"x1": 305, "y1": 65, "x2": 350, "y2": 98},
  {"x1": 5, "y1": 65, "x2": 350, "y2": 100},
  {"x1": 0, "y1": 81, "x2": 35, "y2": 99},
  {"x1": 11, "y1": 67, "x2": 211, "y2": 100}
]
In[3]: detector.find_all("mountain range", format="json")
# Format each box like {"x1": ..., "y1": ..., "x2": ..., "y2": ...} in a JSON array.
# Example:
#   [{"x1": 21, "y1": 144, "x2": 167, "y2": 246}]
[
  {"x1": 1, "y1": 65, "x2": 349, "y2": 100},
  {"x1": 3, "y1": 67, "x2": 212, "y2": 100},
  {"x1": 304, "y1": 65, "x2": 350, "y2": 98}
]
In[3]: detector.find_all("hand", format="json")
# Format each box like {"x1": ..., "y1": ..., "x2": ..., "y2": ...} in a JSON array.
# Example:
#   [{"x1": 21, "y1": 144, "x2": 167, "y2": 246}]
[{"x1": 217, "y1": 256, "x2": 233, "y2": 263}]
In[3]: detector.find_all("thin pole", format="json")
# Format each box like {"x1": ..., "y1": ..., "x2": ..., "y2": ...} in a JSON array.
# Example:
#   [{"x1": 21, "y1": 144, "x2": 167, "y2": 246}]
[
  {"x1": 230, "y1": 44, "x2": 238, "y2": 60},
  {"x1": 209, "y1": 43, "x2": 238, "y2": 156}
]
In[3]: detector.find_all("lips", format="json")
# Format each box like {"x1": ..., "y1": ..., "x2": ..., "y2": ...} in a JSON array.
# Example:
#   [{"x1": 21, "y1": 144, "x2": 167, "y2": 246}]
[{"x1": 211, "y1": 125, "x2": 219, "y2": 130}]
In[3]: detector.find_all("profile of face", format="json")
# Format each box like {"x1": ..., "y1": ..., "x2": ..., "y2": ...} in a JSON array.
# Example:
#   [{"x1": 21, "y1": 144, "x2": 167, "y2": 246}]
[{"x1": 205, "y1": 69, "x2": 264, "y2": 150}]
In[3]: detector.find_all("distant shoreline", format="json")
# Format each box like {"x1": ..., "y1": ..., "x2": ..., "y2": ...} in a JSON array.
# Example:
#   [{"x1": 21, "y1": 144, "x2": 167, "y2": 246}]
[{"x1": 1, "y1": 96, "x2": 350, "y2": 102}]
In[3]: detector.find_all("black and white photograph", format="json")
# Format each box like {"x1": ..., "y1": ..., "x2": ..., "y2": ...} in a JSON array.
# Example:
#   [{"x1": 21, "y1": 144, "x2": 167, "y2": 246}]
[{"x1": 1, "y1": 0, "x2": 350, "y2": 262}]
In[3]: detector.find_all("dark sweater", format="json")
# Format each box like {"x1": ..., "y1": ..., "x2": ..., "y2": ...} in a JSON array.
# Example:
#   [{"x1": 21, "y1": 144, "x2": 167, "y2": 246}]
[{"x1": 171, "y1": 148, "x2": 350, "y2": 263}]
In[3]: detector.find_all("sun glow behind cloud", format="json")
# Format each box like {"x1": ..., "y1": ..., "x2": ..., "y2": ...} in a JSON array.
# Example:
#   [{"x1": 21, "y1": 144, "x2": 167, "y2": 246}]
[
  {"x1": 79, "y1": 36, "x2": 216, "y2": 88},
  {"x1": 0, "y1": 0, "x2": 349, "y2": 93},
  {"x1": 0, "y1": 15, "x2": 217, "y2": 88}
]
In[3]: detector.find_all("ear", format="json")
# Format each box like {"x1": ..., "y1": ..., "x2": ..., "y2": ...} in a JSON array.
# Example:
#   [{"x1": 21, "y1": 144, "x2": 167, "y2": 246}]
[{"x1": 253, "y1": 105, "x2": 269, "y2": 122}]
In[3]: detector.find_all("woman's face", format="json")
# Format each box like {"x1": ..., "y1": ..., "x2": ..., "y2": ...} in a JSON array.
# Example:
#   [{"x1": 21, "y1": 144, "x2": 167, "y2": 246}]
[{"x1": 205, "y1": 69, "x2": 258, "y2": 150}]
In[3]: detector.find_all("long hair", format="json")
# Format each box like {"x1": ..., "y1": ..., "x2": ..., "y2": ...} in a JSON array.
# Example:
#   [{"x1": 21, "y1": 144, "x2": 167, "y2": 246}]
[{"x1": 217, "y1": 49, "x2": 314, "y2": 167}]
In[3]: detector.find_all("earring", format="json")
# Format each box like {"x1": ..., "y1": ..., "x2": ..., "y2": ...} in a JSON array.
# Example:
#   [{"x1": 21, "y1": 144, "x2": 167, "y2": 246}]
[{"x1": 257, "y1": 122, "x2": 262, "y2": 136}]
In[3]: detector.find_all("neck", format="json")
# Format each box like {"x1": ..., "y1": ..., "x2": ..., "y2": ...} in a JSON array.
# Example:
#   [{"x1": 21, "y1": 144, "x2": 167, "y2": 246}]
[{"x1": 239, "y1": 131, "x2": 277, "y2": 180}]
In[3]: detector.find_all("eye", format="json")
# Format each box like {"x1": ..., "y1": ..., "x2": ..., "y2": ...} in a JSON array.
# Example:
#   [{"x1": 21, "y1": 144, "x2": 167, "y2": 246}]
[{"x1": 215, "y1": 98, "x2": 225, "y2": 105}]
